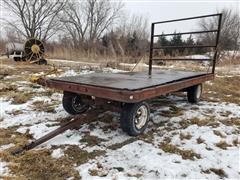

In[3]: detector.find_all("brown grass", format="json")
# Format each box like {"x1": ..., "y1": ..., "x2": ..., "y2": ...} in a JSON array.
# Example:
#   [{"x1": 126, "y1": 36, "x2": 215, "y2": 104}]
[
  {"x1": 88, "y1": 163, "x2": 112, "y2": 177},
  {"x1": 213, "y1": 130, "x2": 226, "y2": 138},
  {"x1": 179, "y1": 117, "x2": 216, "y2": 129},
  {"x1": 1, "y1": 144, "x2": 106, "y2": 179},
  {"x1": 2, "y1": 150, "x2": 80, "y2": 179},
  {"x1": 180, "y1": 132, "x2": 192, "y2": 140},
  {"x1": 190, "y1": 117, "x2": 211, "y2": 126},
  {"x1": 218, "y1": 56, "x2": 240, "y2": 66},
  {"x1": 108, "y1": 138, "x2": 137, "y2": 150},
  {"x1": 0, "y1": 83, "x2": 17, "y2": 92},
  {"x1": 88, "y1": 168, "x2": 108, "y2": 177},
  {"x1": 80, "y1": 133, "x2": 106, "y2": 146},
  {"x1": 89, "y1": 169, "x2": 98, "y2": 176},
  {"x1": 196, "y1": 137, "x2": 205, "y2": 144},
  {"x1": 209, "y1": 168, "x2": 228, "y2": 178},
  {"x1": 9, "y1": 110, "x2": 24, "y2": 116},
  {"x1": 0, "y1": 128, "x2": 30, "y2": 147},
  {"x1": 127, "y1": 173, "x2": 143, "y2": 178},
  {"x1": 30, "y1": 100, "x2": 58, "y2": 113},
  {"x1": 220, "y1": 118, "x2": 240, "y2": 126},
  {"x1": 46, "y1": 116, "x2": 73, "y2": 127},
  {"x1": 6, "y1": 92, "x2": 33, "y2": 104},
  {"x1": 203, "y1": 76, "x2": 240, "y2": 104},
  {"x1": 215, "y1": 140, "x2": 232, "y2": 150},
  {"x1": 202, "y1": 168, "x2": 228, "y2": 177},
  {"x1": 160, "y1": 105, "x2": 184, "y2": 117},
  {"x1": 159, "y1": 143, "x2": 201, "y2": 160},
  {"x1": 64, "y1": 145, "x2": 105, "y2": 166},
  {"x1": 232, "y1": 138, "x2": 239, "y2": 146}
]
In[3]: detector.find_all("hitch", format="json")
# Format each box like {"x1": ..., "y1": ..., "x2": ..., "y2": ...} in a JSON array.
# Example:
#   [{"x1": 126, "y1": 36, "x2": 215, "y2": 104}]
[{"x1": 12, "y1": 109, "x2": 101, "y2": 155}]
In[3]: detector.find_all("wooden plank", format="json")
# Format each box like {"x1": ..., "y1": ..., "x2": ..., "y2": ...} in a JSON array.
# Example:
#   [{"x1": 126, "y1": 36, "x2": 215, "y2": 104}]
[
  {"x1": 43, "y1": 73, "x2": 214, "y2": 103},
  {"x1": 51, "y1": 70, "x2": 207, "y2": 90}
]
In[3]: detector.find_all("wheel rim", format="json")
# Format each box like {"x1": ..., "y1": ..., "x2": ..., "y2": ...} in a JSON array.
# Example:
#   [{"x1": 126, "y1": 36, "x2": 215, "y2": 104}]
[
  {"x1": 134, "y1": 105, "x2": 148, "y2": 130},
  {"x1": 196, "y1": 85, "x2": 202, "y2": 99},
  {"x1": 72, "y1": 96, "x2": 87, "y2": 112}
]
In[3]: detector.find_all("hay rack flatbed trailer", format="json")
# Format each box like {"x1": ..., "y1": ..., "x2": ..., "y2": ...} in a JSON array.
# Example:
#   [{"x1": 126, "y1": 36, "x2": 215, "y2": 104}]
[{"x1": 12, "y1": 14, "x2": 222, "y2": 155}]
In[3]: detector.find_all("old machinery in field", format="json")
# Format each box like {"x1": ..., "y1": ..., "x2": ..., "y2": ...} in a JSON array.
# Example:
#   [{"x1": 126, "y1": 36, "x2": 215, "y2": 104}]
[
  {"x1": 6, "y1": 38, "x2": 47, "y2": 65},
  {"x1": 5, "y1": 42, "x2": 24, "y2": 61}
]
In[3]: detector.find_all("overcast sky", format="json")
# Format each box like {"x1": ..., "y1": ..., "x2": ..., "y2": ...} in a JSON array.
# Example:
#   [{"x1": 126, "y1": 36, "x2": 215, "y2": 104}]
[
  {"x1": 0, "y1": 0, "x2": 239, "y2": 39},
  {"x1": 124, "y1": 0, "x2": 239, "y2": 21},
  {"x1": 123, "y1": 0, "x2": 239, "y2": 35}
]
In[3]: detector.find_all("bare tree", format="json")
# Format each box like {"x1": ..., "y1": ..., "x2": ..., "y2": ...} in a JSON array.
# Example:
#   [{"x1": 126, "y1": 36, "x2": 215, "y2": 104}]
[
  {"x1": 3, "y1": 0, "x2": 67, "y2": 42},
  {"x1": 60, "y1": 1, "x2": 90, "y2": 48},
  {"x1": 61, "y1": 0, "x2": 123, "y2": 50},
  {"x1": 4, "y1": 26, "x2": 23, "y2": 43},
  {"x1": 115, "y1": 14, "x2": 149, "y2": 57},
  {"x1": 199, "y1": 8, "x2": 240, "y2": 52},
  {"x1": 117, "y1": 14, "x2": 149, "y2": 40},
  {"x1": 87, "y1": 0, "x2": 123, "y2": 43}
]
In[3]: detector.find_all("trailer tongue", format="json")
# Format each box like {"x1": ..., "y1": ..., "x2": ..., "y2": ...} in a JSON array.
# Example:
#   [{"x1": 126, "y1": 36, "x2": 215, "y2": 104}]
[
  {"x1": 11, "y1": 13, "x2": 222, "y2": 155},
  {"x1": 12, "y1": 108, "x2": 104, "y2": 155}
]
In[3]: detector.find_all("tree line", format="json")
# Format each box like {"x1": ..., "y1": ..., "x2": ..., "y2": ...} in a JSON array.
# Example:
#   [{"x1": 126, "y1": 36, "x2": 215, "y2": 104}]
[
  {"x1": 1, "y1": 0, "x2": 239, "y2": 60},
  {"x1": 157, "y1": 33, "x2": 205, "y2": 56}
]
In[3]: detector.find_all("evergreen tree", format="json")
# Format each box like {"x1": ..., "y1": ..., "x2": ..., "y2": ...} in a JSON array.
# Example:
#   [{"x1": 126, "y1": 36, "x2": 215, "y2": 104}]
[
  {"x1": 185, "y1": 35, "x2": 195, "y2": 54},
  {"x1": 127, "y1": 31, "x2": 139, "y2": 56},
  {"x1": 157, "y1": 32, "x2": 170, "y2": 55},
  {"x1": 170, "y1": 32, "x2": 184, "y2": 55},
  {"x1": 158, "y1": 34, "x2": 169, "y2": 46}
]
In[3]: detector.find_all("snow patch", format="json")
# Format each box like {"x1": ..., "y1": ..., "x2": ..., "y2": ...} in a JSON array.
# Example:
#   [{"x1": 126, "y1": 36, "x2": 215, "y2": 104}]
[
  {"x1": 51, "y1": 148, "x2": 64, "y2": 159},
  {"x1": 0, "y1": 161, "x2": 9, "y2": 177},
  {"x1": 0, "y1": 144, "x2": 15, "y2": 152}
]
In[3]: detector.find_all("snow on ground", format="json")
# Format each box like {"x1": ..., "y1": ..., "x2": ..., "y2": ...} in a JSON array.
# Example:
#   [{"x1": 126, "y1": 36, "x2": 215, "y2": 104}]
[
  {"x1": 75, "y1": 96, "x2": 240, "y2": 179},
  {"x1": 0, "y1": 68, "x2": 239, "y2": 179},
  {"x1": 48, "y1": 59, "x2": 101, "y2": 66},
  {"x1": 0, "y1": 144, "x2": 14, "y2": 152},
  {"x1": 0, "y1": 161, "x2": 9, "y2": 177},
  {"x1": 78, "y1": 140, "x2": 230, "y2": 179},
  {"x1": 51, "y1": 148, "x2": 64, "y2": 159},
  {"x1": 183, "y1": 54, "x2": 210, "y2": 59}
]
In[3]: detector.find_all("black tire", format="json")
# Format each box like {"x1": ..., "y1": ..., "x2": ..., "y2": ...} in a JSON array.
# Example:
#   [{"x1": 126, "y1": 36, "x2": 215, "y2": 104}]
[
  {"x1": 38, "y1": 59, "x2": 47, "y2": 65},
  {"x1": 62, "y1": 91, "x2": 89, "y2": 115},
  {"x1": 187, "y1": 84, "x2": 202, "y2": 103},
  {"x1": 13, "y1": 57, "x2": 21, "y2": 61},
  {"x1": 120, "y1": 101, "x2": 150, "y2": 136}
]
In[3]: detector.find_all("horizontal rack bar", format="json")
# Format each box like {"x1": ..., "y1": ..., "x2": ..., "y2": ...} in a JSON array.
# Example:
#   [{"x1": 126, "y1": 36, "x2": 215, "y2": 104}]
[
  {"x1": 153, "y1": 30, "x2": 218, "y2": 37},
  {"x1": 152, "y1": 45, "x2": 216, "y2": 49},
  {"x1": 152, "y1": 58, "x2": 212, "y2": 61},
  {"x1": 153, "y1": 13, "x2": 221, "y2": 25}
]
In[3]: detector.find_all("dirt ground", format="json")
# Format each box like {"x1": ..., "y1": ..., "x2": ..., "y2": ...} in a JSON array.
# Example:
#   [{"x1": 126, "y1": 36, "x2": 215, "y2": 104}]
[{"x1": 0, "y1": 57, "x2": 239, "y2": 179}]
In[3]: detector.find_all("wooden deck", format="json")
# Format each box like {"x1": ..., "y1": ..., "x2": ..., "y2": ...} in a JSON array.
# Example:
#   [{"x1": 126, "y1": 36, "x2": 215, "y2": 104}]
[{"x1": 51, "y1": 70, "x2": 207, "y2": 90}]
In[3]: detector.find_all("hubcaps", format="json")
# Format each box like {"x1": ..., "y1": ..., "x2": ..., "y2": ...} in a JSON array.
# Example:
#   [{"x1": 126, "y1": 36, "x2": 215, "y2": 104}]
[
  {"x1": 72, "y1": 96, "x2": 86, "y2": 112},
  {"x1": 134, "y1": 105, "x2": 148, "y2": 129}
]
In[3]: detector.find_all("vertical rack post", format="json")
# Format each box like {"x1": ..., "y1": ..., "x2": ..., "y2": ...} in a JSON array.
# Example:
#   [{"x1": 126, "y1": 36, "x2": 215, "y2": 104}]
[
  {"x1": 212, "y1": 14, "x2": 222, "y2": 74},
  {"x1": 148, "y1": 23, "x2": 155, "y2": 77}
]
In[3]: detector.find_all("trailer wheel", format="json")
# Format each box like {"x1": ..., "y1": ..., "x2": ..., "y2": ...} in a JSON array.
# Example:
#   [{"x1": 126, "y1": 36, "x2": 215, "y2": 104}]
[
  {"x1": 120, "y1": 101, "x2": 150, "y2": 136},
  {"x1": 187, "y1": 84, "x2": 202, "y2": 103},
  {"x1": 62, "y1": 91, "x2": 89, "y2": 115}
]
